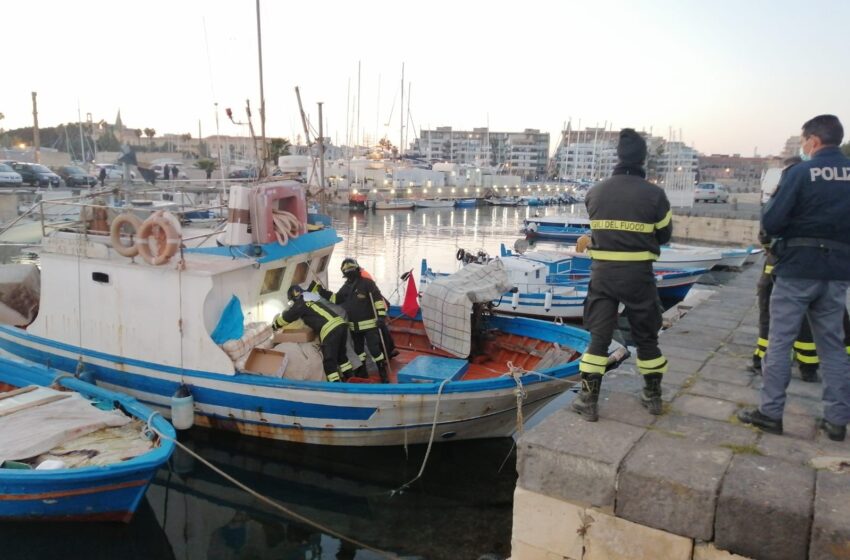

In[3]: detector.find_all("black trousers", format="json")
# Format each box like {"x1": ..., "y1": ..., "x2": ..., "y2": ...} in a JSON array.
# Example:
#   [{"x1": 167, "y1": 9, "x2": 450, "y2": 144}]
[
  {"x1": 584, "y1": 261, "x2": 663, "y2": 362},
  {"x1": 320, "y1": 326, "x2": 349, "y2": 375},
  {"x1": 351, "y1": 328, "x2": 385, "y2": 364}
]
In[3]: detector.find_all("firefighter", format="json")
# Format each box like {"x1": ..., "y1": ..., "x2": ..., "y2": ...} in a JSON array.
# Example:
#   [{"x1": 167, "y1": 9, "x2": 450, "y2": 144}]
[
  {"x1": 272, "y1": 284, "x2": 352, "y2": 382},
  {"x1": 571, "y1": 128, "x2": 672, "y2": 422},
  {"x1": 313, "y1": 258, "x2": 391, "y2": 383}
]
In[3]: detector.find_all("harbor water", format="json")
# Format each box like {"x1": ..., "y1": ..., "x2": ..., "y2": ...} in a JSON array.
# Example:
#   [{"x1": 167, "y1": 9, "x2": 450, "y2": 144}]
[{"x1": 0, "y1": 203, "x2": 734, "y2": 559}]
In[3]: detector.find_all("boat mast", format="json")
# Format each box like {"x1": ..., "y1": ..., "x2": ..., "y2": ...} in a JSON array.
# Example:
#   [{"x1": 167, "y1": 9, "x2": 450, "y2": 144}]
[
  {"x1": 356, "y1": 60, "x2": 361, "y2": 149},
  {"x1": 399, "y1": 63, "x2": 404, "y2": 159},
  {"x1": 318, "y1": 102, "x2": 325, "y2": 211},
  {"x1": 255, "y1": 0, "x2": 267, "y2": 177}
]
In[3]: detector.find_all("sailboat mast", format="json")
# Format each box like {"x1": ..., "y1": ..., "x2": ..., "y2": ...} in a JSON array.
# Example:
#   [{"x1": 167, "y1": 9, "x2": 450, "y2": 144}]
[
  {"x1": 255, "y1": 0, "x2": 267, "y2": 175},
  {"x1": 399, "y1": 63, "x2": 404, "y2": 158},
  {"x1": 356, "y1": 61, "x2": 361, "y2": 149},
  {"x1": 77, "y1": 102, "x2": 85, "y2": 163}
]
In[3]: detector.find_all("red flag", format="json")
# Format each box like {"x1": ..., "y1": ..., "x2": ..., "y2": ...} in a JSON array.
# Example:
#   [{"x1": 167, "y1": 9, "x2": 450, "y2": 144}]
[{"x1": 401, "y1": 273, "x2": 420, "y2": 317}]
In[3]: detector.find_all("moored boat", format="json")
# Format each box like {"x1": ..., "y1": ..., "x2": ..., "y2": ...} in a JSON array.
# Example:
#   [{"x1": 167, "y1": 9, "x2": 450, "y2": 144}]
[
  {"x1": 0, "y1": 358, "x2": 175, "y2": 522},
  {"x1": 413, "y1": 198, "x2": 455, "y2": 208},
  {"x1": 372, "y1": 199, "x2": 415, "y2": 210},
  {"x1": 0, "y1": 181, "x2": 626, "y2": 447}
]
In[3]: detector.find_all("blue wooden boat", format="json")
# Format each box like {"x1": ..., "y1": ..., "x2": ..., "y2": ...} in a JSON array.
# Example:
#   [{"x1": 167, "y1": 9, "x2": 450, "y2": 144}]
[
  {"x1": 455, "y1": 198, "x2": 478, "y2": 208},
  {"x1": 522, "y1": 217, "x2": 591, "y2": 241},
  {"x1": 0, "y1": 358, "x2": 175, "y2": 522}
]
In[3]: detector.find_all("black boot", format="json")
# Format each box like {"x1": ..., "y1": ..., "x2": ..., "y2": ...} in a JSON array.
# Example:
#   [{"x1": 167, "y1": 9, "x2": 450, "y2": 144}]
[
  {"x1": 377, "y1": 362, "x2": 390, "y2": 384},
  {"x1": 737, "y1": 407, "x2": 783, "y2": 435},
  {"x1": 751, "y1": 355, "x2": 762, "y2": 374},
  {"x1": 819, "y1": 419, "x2": 846, "y2": 442},
  {"x1": 799, "y1": 365, "x2": 819, "y2": 383},
  {"x1": 640, "y1": 373, "x2": 663, "y2": 415},
  {"x1": 571, "y1": 373, "x2": 602, "y2": 422},
  {"x1": 354, "y1": 364, "x2": 368, "y2": 379}
]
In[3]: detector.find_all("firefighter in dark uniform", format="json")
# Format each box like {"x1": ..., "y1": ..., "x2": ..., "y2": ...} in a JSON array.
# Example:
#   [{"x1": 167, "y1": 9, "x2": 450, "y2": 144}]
[
  {"x1": 572, "y1": 128, "x2": 672, "y2": 422},
  {"x1": 313, "y1": 258, "x2": 390, "y2": 383},
  {"x1": 272, "y1": 284, "x2": 352, "y2": 382}
]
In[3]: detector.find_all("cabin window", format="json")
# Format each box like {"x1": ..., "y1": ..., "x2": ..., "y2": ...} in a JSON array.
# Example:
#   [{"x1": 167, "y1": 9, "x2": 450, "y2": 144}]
[
  {"x1": 291, "y1": 262, "x2": 309, "y2": 285},
  {"x1": 92, "y1": 272, "x2": 110, "y2": 284},
  {"x1": 315, "y1": 255, "x2": 330, "y2": 273},
  {"x1": 261, "y1": 267, "x2": 286, "y2": 295},
  {"x1": 535, "y1": 270, "x2": 540, "y2": 279}
]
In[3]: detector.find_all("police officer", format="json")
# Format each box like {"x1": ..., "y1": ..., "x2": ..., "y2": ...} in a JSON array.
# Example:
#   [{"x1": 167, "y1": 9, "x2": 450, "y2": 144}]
[
  {"x1": 315, "y1": 258, "x2": 391, "y2": 383},
  {"x1": 272, "y1": 284, "x2": 352, "y2": 382},
  {"x1": 738, "y1": 114, "x2": 850, "y2": 442},
  {"x1": 571, "y1": 128, "x2": 672, "y2": 422}
]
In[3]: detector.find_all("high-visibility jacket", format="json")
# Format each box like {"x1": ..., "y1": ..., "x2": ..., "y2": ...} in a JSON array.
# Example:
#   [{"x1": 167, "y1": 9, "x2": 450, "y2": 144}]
[
  {"x1": 584, "y1": 169, "x2": 672, "y2": 262},
  {"x1": 274, "y1": 298, "x2": 345, "y2": 341},
  {"x1": 314, "y1": 276, "x2": 384, "y2": 332}
]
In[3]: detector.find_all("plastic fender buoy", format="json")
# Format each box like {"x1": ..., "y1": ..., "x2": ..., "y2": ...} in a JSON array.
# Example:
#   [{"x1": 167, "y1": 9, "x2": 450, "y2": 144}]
[
  {"x1": 511, "y1": 291, "x2": 520, "y2": 310},
  {"x1": 544, "y1": 290, "x2": 553, "y2": 312},
  {"x1": 110, "y1": 213, "x2": 144, "y2": 257},
  {"x1": 171, "y1": 384, "x2": 195, "y2": 430},
  {"x1": 456, "y1": 248, "x2": 465, "y2": 261},
  {"x1": 137, "y1": 211, "x2": 181, "y2": 265}
]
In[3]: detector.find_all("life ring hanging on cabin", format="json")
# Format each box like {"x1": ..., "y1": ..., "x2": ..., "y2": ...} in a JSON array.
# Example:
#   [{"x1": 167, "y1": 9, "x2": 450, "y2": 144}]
[
  {"x1": 271, "y1": 210, "x2": 301, "y2": 246},
  {"x1": 110, "y1": 213, "x2": 144, "y2": 258},
  {"x1": 136, "y1": 211, "x2": 182, "y2": 266}
]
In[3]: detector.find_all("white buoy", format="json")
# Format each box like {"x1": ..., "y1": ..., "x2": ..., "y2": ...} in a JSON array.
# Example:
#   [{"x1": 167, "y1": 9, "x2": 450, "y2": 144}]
[
  {"x1": 544, "y1": 291, "x2": 553, "y2": 312},
  {"x1": 511, "y1": 291, "x2": 520, "y2": 309},
  {"x1": 221, "y1": 185, "x2": 253, "y2": 245},
  {"x1": 171, "y1": 384, "x2": 195, "y2": 430}
]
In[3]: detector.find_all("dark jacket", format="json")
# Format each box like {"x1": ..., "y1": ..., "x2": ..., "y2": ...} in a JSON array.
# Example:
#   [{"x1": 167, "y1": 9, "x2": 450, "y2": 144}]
[
  {"x1": 762, "y1": 146, "x2": 850, "y2": 280},
  {"x1": 316, "y1": 276, "x2": 384, "y2": 332},
  {"x1": 584, "y1": 168, "x2": 673, "y2": 261},
  {"x1": 275, "y1": 297, "x2": 344, "y2": 341}
]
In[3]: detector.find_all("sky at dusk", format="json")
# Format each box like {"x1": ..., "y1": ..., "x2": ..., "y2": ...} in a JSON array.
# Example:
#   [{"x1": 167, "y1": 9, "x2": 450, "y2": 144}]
[{"x1": 2, "y1": 0, "x2": 848, "y2": 156}]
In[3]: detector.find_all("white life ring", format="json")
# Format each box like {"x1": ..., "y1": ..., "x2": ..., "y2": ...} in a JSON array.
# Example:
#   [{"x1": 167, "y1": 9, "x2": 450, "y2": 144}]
[
  {"x1": 110, "y1": 213, "x2": 144, "y2": 258},
  {"x1": 136, "y1": 211, "x2": 181, "y2": 265}
]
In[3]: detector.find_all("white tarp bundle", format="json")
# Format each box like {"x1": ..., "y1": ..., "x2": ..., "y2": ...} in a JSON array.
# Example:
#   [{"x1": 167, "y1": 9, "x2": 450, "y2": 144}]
[
  {"x1": 0, "y1": 388, "x2": 130, "y2": 463},
  {"x1": 420, "y1": 259, "x2": 512, "y2": 358}
]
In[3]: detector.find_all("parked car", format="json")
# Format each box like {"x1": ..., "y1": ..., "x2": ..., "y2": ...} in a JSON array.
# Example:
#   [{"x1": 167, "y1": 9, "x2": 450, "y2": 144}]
[
  {"x1": 55, "y1": 165, "x2": 98, "y2": 187},
  {"x1": 694, "y1": 182, "x2": 729, "y2": 203},
  {"x1": 0, "y1": 163, "x2": 23, "y2": 187},
  {"x1": 95, "y1": 163, "x2": 135, "y2": 180},
  {"x1": 228, "y1": 168, "x2": 259, "y2": 179},
  {"x1": 10, "y1": 162, "x2": 61, "y2": 188}
]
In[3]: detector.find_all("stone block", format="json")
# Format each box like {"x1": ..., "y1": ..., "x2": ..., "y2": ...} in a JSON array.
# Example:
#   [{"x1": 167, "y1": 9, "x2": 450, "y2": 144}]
[
  {"x1": 715, "y1": 455, "x2": 815, "y2": 560},
  {"x1": 784, "y1": 395, "x2": 822, "y2": 418},
  {"x1": 785, "y1": 378, "x2": 823, "y2": 400},
  {"x1": 698, "y1": 365, "x2": 754, "y2": 387},
  {"x1": 693, "y1": 542, "x2": 753, "y2": 560},
  {"x1": 672, "y1": 394, "x2": 738, "y2": 422},
  {"x1": 598, "y1": 390, "x2": 657, "y2": 428},
  {"x1": 810, "y1": 471, "x2": 850, "y2": 560},
  {"x1": 782, "y1": 411, "x2": 818, "y2": 440},
  {"x1": 758, "y1": 432, "x2": 850, "y2": 466},
  {"x1": 517, "y1": 408, "x2": 645, "y2": 508},
  {"x1": 582, "y1": 508, "x2": 693, "y2": 560},
  {"x1": 616, "y1": 431, "x2": 733, "y2": 539},
  {"x1": 687, "y1": 379, "x2": 760, "y2": 406},
  {"x1": 510, "y1": 539, "x2": 572, "y2": 560},
  {"x1": 665, "y1": 356, "x2": 705, "y2": 376},
  {"x1": 704, "y1": 353, "x2": 751, "y2": 370},
  {"x1": 662, "y1": 369, "x2": 696, "y2": 388},
  {"x1": 511, "y1": 487, "x2": 584, "y2": 559},
  {"x1": 662, "y1": 344, "x2": 714, "y2": 363},
  {"x1": 654, "y1": 413, "x2": 758, "y2": 449}
]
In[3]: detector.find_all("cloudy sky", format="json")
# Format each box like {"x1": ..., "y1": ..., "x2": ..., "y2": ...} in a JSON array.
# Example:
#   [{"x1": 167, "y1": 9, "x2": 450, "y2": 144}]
[{"x1": 2, "y1": 0, "x2": 848, "y2": 156}]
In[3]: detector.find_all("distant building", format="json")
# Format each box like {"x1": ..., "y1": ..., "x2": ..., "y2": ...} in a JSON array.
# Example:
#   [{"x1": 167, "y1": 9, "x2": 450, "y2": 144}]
[
  {"x1": 781, "y1": 135, "x2": 802, "y2": 159},
  {"x1": 698, "y1": 154, "x2": 772, "y2": 185},
  {"x1": 412, "y1": 127, "x2": 550, "y2": 180}
]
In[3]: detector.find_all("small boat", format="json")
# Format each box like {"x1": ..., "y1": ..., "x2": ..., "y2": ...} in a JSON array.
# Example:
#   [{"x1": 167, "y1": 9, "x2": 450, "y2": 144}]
[
  {"x1": 745, "y1": 245, "x2": 765, "y2": 264},
  {"x1": 0, "y1": 180, "x2": 627, "y2": 447},
  {"x1": 413, "y1": 198, "x2": 455, "y2": 208},
  {"x1": 455, "y1": 198, "x2": 478, "y2": 208},
  {"x1": 372, "y1": 199, "x2": 415, "y2": 210},
  {"x1": 486, "y1": 196, "x2": 525, "y2": 207},
  {"x1": 0, "y1": 358, "x2": 175, "y2": 522},
  {"x1": 667, "y1": 243, "x2": 748, "y2": 269}
]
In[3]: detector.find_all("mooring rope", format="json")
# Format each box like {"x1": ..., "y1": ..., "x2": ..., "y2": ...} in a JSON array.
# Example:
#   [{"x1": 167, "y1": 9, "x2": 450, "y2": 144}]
[
  {"x1": 144, "y1": 412, "x2": 397, "y2": 559},
  {"x1": 389, "y1": 376, "x2": 451, "y2": 497}
]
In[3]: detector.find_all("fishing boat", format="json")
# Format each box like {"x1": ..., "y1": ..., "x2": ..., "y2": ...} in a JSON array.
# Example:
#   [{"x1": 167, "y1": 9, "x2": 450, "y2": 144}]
[
  {"x1": 455, "y1": 198, "x2": 478, "y2": 208},
  {"x1": 372, "y1": 199, "x2": 415, "y2": 210},
  {"x1": 667, "y1": 243, "x2": 749, "y2": 269},
  {"x1": 413, "y1": 198, "x2": 455, "y2": 208},
  {"x1": 745, "y1": 245, "x2": 764, "y2": 264},
  {"x1": 421, "y1": 257, "x2": 587, "y2": 320},
  {"x1": 497, "y1": 245, "x2": 707, "y2": 303},
  {"x1": 0, "y1": 180, "x2": 626, "y2": 447},
  {"x1": 0, "y1": 357, "x2": 175, "y2": 522}
]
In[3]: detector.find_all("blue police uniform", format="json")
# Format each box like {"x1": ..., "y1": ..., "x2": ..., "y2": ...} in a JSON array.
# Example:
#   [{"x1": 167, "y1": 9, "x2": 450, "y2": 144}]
[{"x1": 759, "y1": 146, "x2": 850, "y2": 429}]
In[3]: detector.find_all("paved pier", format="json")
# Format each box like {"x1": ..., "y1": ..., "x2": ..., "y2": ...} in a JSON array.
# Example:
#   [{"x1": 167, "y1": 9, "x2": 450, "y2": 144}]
[{"x1": 512, "y1": 262, "x2": 850, "y2": 560}]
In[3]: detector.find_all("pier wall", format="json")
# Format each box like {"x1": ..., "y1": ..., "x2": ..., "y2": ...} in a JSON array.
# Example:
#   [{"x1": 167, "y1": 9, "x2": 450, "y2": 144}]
[
  {"x1": 671, "y1": 215, "x2": 760, "y2": 246},
  {"x1": 510, "y1": 263, "x2": 850, "y2": 560}
]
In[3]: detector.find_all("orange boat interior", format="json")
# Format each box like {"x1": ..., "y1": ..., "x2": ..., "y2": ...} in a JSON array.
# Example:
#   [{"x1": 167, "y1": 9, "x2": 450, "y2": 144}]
[{"x1": 350, "y1": 317, "x2": 581, "y2": 384}]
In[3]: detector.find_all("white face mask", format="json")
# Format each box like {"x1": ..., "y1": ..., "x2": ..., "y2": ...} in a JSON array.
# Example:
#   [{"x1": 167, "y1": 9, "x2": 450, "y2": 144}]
[{"x1": 799, "y1": 146, "x2": 811, "y2": 162}]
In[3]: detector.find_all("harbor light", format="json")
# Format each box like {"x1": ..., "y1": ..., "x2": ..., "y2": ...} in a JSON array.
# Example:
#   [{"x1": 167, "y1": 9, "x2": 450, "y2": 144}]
[
  {"x1": 390, "y1": 189, "x2": 395, "y2": 194},
  {"x1": 476, "y1": 188, "x2": 481, "y2": 193},
  {"x1": 407, "y1": 188, "x2": 412, "y2": 194},
  {"x1": 464, "y1": 188, "x2": 469, "y2": 193},
  {"x1": 438, "y1": 188, "x2": 443, "y2": 193},
  {"x1": 352, "y1": 189, "x2": 359, "y2": 194},
  {"x1": 424, "y1": 188, "x2": 428, "y2": 193},
  {"x1": 18, "y1": 143, "x2": 26, "y2": 149},
  {"x1": 451, "y1": 188, "x2": 456, "y2": 193},
  {"x1": 372, "y1": 189, "x2": 377, "y2": 193},
  {"x1": 383, "y1": 180, "x2": 388, "y2": 185}
]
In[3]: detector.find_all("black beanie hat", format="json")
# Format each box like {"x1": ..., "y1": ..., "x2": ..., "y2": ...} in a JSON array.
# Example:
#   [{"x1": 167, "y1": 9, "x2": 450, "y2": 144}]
[{"x1": 617, "y1": 128, "x2": 647, "y2": 166}]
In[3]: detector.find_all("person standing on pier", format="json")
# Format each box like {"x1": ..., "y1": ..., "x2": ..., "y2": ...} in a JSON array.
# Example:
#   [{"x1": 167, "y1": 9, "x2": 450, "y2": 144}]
[
  {"x1": 571, "y1": 128, "x2": 672, "y2": 422},
  {"x1": 738, "y1": 114, "x2": 850, "y2": 442}
]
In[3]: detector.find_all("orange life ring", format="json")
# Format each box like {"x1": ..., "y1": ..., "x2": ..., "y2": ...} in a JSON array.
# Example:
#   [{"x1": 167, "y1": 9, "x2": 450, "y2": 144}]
[
  {"x1": 110, "y1": 213, "x2": 144, "y2": 257},
  {"x1": 136, "y1": 211, "x2": 181, "y2": 265}
]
